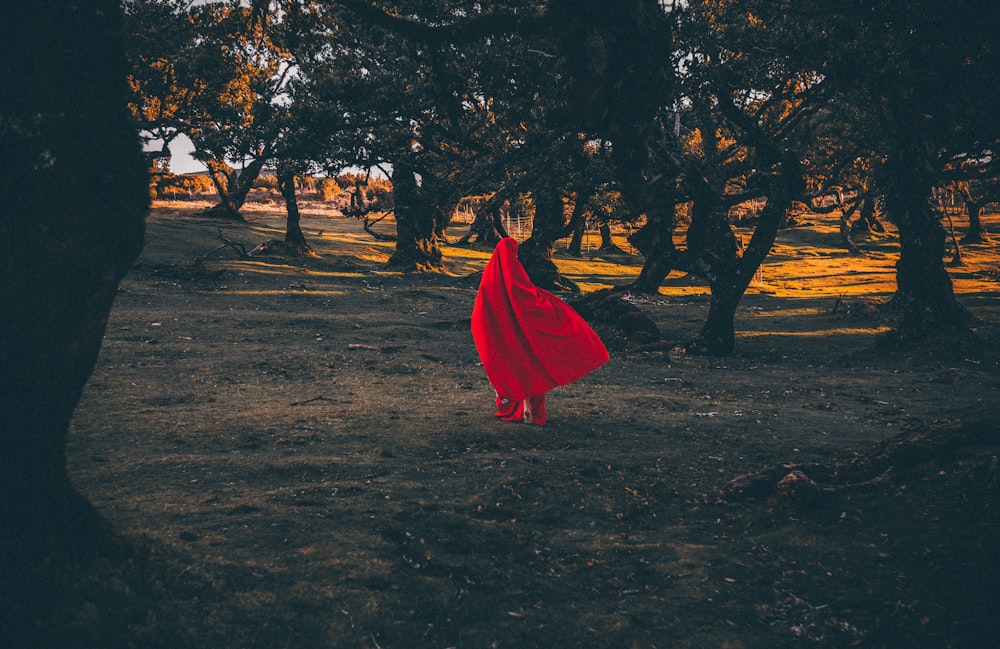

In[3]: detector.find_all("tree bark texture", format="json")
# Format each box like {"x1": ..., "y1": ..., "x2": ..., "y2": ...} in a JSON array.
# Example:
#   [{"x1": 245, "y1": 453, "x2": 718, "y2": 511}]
[
  {"x1": 597, "y1": 222, "x2": 626, "y2": 254},
  {"x1": 565, "y1": 215, "x2": 585, "y2": 257},
  {"x1": 628, "y1": 204, "x2": 677, "y2": 294},
  {"x1": 962, "y1": 200, "x2": 987, "y2": 244},
  {"x1": 1, "y1": 1, "x2": 148, "y2": 528},
  {"x1": 278, "y1": 169, "x2": 309, "y2": 248},
  {"x1": 689, "y1": 169, "x2": 800, "y2": 355},
  {"x1": 519, "y1": 186, "x2": 576, "y2": 292},
  {"x1": 608, "y1": 106, "x2": 681, "y2": 296},
  {"x1": 387, "y1": 163, "x2": 444, "y2": 271},
  {"x1": 882, "y1": 149, "x2": 969, "y2": 343},
  {"x1": 958, "y1": 183, "x2": 990, "y2": 244},
  {"x1": 457, "y1": 208, "x2": 506, "y2": 246},
  {"x1": 203, "y1": 153, "x2": 271, "y2": 220}
]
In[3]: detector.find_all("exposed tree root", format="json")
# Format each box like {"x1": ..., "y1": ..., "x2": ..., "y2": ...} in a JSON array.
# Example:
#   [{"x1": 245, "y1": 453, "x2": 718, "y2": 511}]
[
  {"x1": 719, "y1": 420, "x2": 1000, "y2": 510},
  {"x1": 249, "y1": 239, "x2": 319, "y2": 258}
]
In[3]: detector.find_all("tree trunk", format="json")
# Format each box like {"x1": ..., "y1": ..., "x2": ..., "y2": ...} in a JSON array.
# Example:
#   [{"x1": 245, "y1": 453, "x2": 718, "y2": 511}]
[
  {"x1": 685, "y1": 193, "x2": 741, "y2": 355},
  {"x1": 837, "y1": 192, "x2": 862, "y2": 255},
  {"x1": 609, "y1": 119, "x2": 681, "y2": 295},
  {"x1": 1, "y1": 0, "x2": 148, "y2": 535},
  {"x1": 962, "y1": 200, "x2": 986, "y2": 243},
  {"x1": 597, "y1": 221, "x2": 627, "y2": 254},
  {"x1": 203, "y1": 153, "x2": 270, "y2": 220},
  {"x1": 856, "y1": 196, "x2": 886, "y2": 234},
  {"x1": 519, "y1": 186, "x2": 576, "y2": 291},
  {"x1": 564, "y1": 198, "x2": 588, "y2": 257},
  {"x1": 960, "y1": 188, "x2": 989, "y2": 244},
  {"x1": 386, "y1": 162, "x2": 443, "y2": 271},
  {"x1": 566, "y1": 214, "x2": 585, "y2": 256},
  {"x1": 457, "y1": 207, "x2": 506, "y2": 246},
  {"x1": 689, "y1": 168, "x2": 800, "y2": 355},
  {"x1": 628, "y1": 205, "x2": 677, "y2": 294},
  {"x1": 882, "y1": 152, "x2": 970, "y2": 343},
  {"x1": 692, "y1": 283, "x2": 742, "y2": 356},
  {"x1": 278, "y1": 169, "x2": 310, "y2": 249}
]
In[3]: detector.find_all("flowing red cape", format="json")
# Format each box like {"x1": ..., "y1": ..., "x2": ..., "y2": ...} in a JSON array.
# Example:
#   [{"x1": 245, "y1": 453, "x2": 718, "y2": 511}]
[{"x1": 471, "y1": 238, "x2": 609, "y2": 402}]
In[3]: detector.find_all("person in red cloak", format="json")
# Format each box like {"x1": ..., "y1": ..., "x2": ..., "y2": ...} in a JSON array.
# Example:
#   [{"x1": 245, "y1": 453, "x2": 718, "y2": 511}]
[{"x1": 471, "y1": 237, "x2": 609, "y2": 425}]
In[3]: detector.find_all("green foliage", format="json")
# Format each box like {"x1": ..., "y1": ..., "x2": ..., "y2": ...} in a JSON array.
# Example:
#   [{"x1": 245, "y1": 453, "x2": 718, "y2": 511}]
[{"x1": 123, "y1": 0, "x2": 997, "y2": 336}]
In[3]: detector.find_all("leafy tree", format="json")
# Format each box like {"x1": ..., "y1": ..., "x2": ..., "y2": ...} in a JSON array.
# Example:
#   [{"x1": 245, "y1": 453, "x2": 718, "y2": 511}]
[
  {"x1": 789, "y1": 97, "x2": 886, "y2": 255},
  {"x1": 616, "y1": 0, "x2": 821, "y2": 354},
  {"x1": 126, "y1": 0, "x2": 298, "y2": 219},
  {"x1": 185, "y1": 1, "x2": 292, "y2": 218},
  {"x1": 124, "y1": 0, "x2": 208, "y2": 168},
  {"x1": 298, "y1": 2, "x2": 470, "y2": 270},
  {"x1": 128, "y1": 0, "x2": 340, "y2": 250},
  {"x1": 332, "y1": 0, "x2": 678, "y2": 280},
  {"x1": 753, "y1": 0, "x2": 1000, "y2": 343},
  {"x1": 257, "y1": 0, "x2": 344, "y2": 250}
]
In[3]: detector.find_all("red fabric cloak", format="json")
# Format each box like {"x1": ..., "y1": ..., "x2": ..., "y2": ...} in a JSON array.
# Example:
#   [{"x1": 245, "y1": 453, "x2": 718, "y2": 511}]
[{"x1": 471, "y1": 238, "x2": 609, "y2": 417}]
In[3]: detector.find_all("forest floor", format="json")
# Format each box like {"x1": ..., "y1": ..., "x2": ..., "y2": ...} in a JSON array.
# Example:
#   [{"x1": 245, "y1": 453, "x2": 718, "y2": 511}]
[{"x1": 28, "y1": 200, "x2": 1000, "y2": 648}]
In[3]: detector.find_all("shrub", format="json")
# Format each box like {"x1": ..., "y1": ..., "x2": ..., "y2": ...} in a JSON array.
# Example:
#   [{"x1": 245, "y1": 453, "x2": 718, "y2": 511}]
[
  {"x1": 151, "y1": 172, "x2": 214, "y2": 199},
  {"x1": 319, "y1": 177, "x2": 340, "y2": 202}
]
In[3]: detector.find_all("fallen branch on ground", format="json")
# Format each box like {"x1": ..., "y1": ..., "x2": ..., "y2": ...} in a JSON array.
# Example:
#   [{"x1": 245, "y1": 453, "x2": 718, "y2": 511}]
[
  {"x1": 201, "y1": 227, "x2": 250, "y2": 260},
  {"x1": 719, "y1": 419, "x2": 1000, "y2": 508}
]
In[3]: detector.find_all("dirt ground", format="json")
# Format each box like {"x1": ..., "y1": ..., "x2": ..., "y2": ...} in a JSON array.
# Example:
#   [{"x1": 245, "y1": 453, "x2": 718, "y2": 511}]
[{"x1": 53, "y1": 200, "x2": 1000, "y2": 648}]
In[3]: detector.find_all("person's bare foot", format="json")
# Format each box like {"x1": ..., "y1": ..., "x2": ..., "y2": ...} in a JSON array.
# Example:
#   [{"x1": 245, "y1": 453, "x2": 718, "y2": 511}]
[{"x1": 522, "y1": 399, "x2": 533, "y2": 424}]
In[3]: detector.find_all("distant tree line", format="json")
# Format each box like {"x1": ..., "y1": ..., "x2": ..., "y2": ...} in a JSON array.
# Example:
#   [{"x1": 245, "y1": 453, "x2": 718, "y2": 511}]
[
  {"x1": 124, "y1": 0, "x2": 1000, "y2": 352},
  {"x1": 150, "y1": 167, "x2": 394, "y2": 211}
]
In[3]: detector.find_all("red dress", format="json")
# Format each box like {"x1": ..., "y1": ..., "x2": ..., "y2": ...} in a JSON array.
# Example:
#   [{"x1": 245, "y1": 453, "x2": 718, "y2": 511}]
[{"x1": 471, "y1": 238, "x2": 609, "y2": 424}]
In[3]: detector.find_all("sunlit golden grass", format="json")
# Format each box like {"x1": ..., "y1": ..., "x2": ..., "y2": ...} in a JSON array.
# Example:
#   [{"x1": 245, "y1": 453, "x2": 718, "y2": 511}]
[
  {"x1": 738, "y1": 326, "x2": 894, "y2": 338},
  {"x1": 149, "y1": 199, "x2": 999, "y2": 312}
]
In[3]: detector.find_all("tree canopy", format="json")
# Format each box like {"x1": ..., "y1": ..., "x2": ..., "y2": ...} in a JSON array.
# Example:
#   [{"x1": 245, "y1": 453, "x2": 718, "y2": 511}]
[{"x1": 124, "y1": 0, "x2": 1000, "y2": 350}]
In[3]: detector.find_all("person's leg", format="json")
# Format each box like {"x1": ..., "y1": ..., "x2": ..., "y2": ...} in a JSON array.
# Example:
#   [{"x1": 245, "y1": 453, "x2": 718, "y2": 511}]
[
  {"x1": 522, "y1": 394, "x2": 546, "y2": 425},
  {"x1": 495, "y1": 394, "x2": 519, "y2": 420},
  {"x1": 495, "y1": 393, "x2": 546, "y2": 424}
]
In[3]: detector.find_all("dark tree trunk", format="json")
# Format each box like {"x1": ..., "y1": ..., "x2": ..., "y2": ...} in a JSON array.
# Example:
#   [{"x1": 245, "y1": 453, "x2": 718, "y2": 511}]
[
  {"x1": 457, "y1": 207, "x2": 506, "y2": 246},
  {"x1": 962, "y1": 200, "x2": 987, "y2": 244},
  {"x1": 278, "y1": 169, "x2": 310, "y2": 249},
  {"x1": 882, "y1": 151, "x2": 970, "y2": 343},
  {"x1": 566, "y1": 214, "x2": 585, "y2": 256},
  {"x1": 1, "y1": 1, "x2": 148, "y2": 533},
  {"x1": 692, "y1": 282, "x2": 743, "y2": 356},
  {"x1": 597, "y1": 221, "x2": 627, "y2": 254},
  {"x1": 564, "y1": 198, "x2": 588, "y2": 257},
  {"x1": 837, "y1": 190, "x2": 862, "y2": 255},
  {"x1": 203, "y1": 153, "x2": 270, "y2": 220},
  {"x1": 387, "y1": 162, "x2": 443, "y2": 271},
  {"x1": 519, "y1": 186, "x2": 576, "y2": 291},
  {"x1": 606, "y1": 102, "x2": 681, "y2": 295},
  {"x1": 628, "y1": 205, "x2": 677, "y2": 294},
  {"x1": 853, "y1": 196, "x2": 886, "y2": 235},
  {"x1": 685, "y1": 190, "x2": 741, "y2": 355},
  {"x1": 599, "y1": 222, "x2": 613, "y2": 249},
  {"x1": 959, "y1": 184, "x2": 990, "y2": 244},
  {"x1": 689, "y1": 168, "x2": 800, "y2": 355}
]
